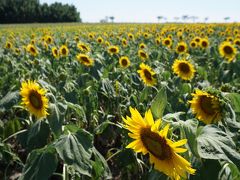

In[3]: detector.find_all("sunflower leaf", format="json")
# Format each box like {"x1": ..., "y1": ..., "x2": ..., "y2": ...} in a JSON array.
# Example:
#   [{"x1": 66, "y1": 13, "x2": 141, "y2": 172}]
[
  {"x1": 196, "y1": 125, "x2": 240, "y2": 167},
  {"x1": 151, "y1": 87, "x2": 167, "y2": 119},
  {"x1": 54, "y1": 129, "x2": 93, "y2": 176},
  {"x1": 20, "y1": 146, "x2": 58, "y2": 180}
]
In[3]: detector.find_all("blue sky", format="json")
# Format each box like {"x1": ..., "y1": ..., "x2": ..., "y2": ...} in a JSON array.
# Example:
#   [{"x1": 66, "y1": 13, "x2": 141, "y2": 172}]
[{"x1": 40, "y1": 0, "x2": 240, "y2": 23}]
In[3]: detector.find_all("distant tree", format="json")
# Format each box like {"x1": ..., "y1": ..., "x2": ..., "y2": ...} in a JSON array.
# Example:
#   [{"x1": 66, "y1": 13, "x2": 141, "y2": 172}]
[
  {"x1": 204, "y1": 17, "x2": 209, "y2": 22},
  {"x1": 157, "y1": 16, "x2": 163, "y2": 22},
  {"x1": 224, "y1": 17, "x2": 230, "y2": 22},
  {"x1": 182, "y1": 15, "x2": 189, "y2": 22},
  {"x1": 0, "y1": 0, "x2": 81, "y2": 23},
  {"x1": 109, "y1": 16, "x2": 115, "y2": 23}
]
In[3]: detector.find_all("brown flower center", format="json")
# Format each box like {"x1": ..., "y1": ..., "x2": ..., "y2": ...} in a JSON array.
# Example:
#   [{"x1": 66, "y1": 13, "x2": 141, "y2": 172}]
[
  {"x1": 200, "y1": 96, "x2": 215, "y2": 115},
  {"x1": 143, "y1": 69, "x2": 152, "y2": 80},
  {"x1": 61, "y1": 48, "x2": 67, "y2": 55},
  {"x1": 81, "y1": 56, "x2": 90, "y2": 63},
  {"x1": 29, "y1": 91, "x2": 43, "y2": 109},
  {"x1": 140, "y1": 128, "x2": 172, "y2": 160},
  {"x1": 140, "y1": 52, "x2": 147, "y2": 58},
  {"x1": 30, "y1": 47, "x2": 36, "y2": 53},
  {"x1": 110, "y1": 48, "x2": 117, "y2": 53},
  {"x1": 179, "y1": 63, "x2": 190, "y2": 73},
  {"x1": 177, "y1": 45, "x2": 185, "y2": 52},
  {"x1": 223, "y1": 46, "x2": 233, "y2": 54},
  {"x1": 165, "y1": 40, "x2": 170, "y2": 45},
  {"x1": 202, "y1": 41, "x2": 208, "y2": 47},
  {"x1": 121, "y1": 59, "x2": 128, "y2": 66}
]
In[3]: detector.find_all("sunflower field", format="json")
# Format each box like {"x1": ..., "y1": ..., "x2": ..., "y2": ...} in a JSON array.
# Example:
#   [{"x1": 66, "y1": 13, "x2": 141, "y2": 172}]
[{"x1": 0, "y1": 23, "x2": 240, "y2": 180}]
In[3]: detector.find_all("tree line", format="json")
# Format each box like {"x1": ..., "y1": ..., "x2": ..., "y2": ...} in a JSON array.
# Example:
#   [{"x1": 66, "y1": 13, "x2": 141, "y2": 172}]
[{"x1": 0, "y1": 0, "x2": 81, "y2": 23}]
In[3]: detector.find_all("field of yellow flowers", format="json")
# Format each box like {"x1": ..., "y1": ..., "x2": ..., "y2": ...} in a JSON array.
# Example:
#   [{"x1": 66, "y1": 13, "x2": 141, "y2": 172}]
[{"x1": 0, "y1": 23, "x2": 240, "y2": 180}]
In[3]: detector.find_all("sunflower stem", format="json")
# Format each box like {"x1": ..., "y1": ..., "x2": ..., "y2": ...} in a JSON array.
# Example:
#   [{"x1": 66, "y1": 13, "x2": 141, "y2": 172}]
[{"x1": 2, "y1": 129, "x2": 28, "y2": 143}]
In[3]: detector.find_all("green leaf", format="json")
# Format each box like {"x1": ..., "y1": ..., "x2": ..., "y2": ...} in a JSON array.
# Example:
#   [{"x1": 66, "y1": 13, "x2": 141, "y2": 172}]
[
  {"x1": 150, "y1": 87, "x2": 167, "y2": 119},
  {"x1": 181, "y1": 119, "x2": 199, "y2": 157},
  {"x1": 92, "y1": 147, "x2": 112, "y2": 179},
  {"x1": 20, "y1": 146, "x2": 58, "y2": 180},
  {"x1": 27, "y1": 120, "x2": 50, "y2": 151},
  {"x1": 47, "y1": 102, "x2": 66, "y2": 137},
  {"x1": 196, "y1": 125, "x2": 240, "y2": 167},
  {"x1": 225, "y1": 93, "x2": 240, "y2": 113},
  {"x1": 66, "y1": 101, "x2": 86, "y2": 123},
  {"x1": 54, "y1": 129, "x2": 93, "y2": 176},
  {"x1": 0, "y1": 91, "x2": 19, "y2": 110}
]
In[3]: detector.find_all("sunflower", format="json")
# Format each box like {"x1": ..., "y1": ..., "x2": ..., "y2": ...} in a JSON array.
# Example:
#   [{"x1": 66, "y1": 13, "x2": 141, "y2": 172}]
[
  {"x1": 45, "y1": 35, "x2": 53, "y2": 44},
  {"x1": 139, "y1": 43, "x2": 146, "y2": 49},
  {"x1": 77, "y1": 43, "x2": 90, "y2": 52},
  {"x1": 59, "y1": 45, "x2": 69, "y2": 57},
  {"x1": 108, "y1": 45, "x2": 119, "y2": 55},
  {"x1": 97, "y1": 37, "x2": 104, "y2": 44},
  {"x1": 20, "y1": 80, "x2": 49, "y2": 119},
  {"x1": 190, "y1": 41, "x2": 197, "y2": 48},
  {"x1": 219, "y1": 41, "x2": 237, "y2": 62},
  {"x1": 137, "y1": 63, "x2": 156, "y2": 86},
  {"x1": 122, "y1": 107, "x2": 195, "y2": 179},
  {"x1": 189, "y1": 89, "x2": 221, "y2": 124},
  {"x1": 5, "y1": 41, "x2": 12, "y2": 49},
  {"x1": 128, "y1": 33, "x2": 134, "y2": 40},
  {"x1": 176, "y1": 42, "x2": 188, "y2": 54},
  {"x1": 52, "y1": 47, "x2": 59, "y2": 59},
  {"x1": 172, "y1": 59, "x2": 195, "y2": 80},
  {"x1": 234, "y1": 38, "x2": 240, "y2": 47},
  {"x1": 122, "y1": 38, "x2": 128, "y2": 47},
  {"x1": 27, "y1": 44, "x2": 38, "y2": 56},
  {"x1": 138, "y1": 50, "x2": 148, "y2": 61},
  {"x1": 200, "y1": 38, "x2": 209, "y2": 49},
  {"x1": 119, "y1": 56, "x2": 130, "y2": 68},
  {"x1": 76, "y1": 54, "x2": 94, "y2": 67},
  {"x1": 162, "y1": 37, "x2": 172, "y2": 48}
]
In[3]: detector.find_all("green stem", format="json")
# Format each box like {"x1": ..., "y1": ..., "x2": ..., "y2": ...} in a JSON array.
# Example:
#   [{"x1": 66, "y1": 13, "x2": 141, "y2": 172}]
[{"x1": 2, "y1": 129, "x2": 28, "y2": 143}]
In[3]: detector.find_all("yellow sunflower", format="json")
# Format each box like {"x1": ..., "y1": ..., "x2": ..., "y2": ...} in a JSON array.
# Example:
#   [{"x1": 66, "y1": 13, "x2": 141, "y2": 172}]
[
  {"x1": 122, "y1": 38, "x2": 128, "y2": 47},
  {"x1": 138, "y1": 49, "x2": 148, "y2": 61},
  {"x1": 108, "y1": 45, "x2": 119, "y2": 55},
  {"x1": 189, "y1": 89, "x2": 221, "y2": 124},
  {"x1": 45, "y1": 35, "x2": 53, "y2": 44},
  {"x1": 172, "y1": 59, "x2": 195, "y2": 81},
  {"x1": 122, "y1": 107, "x2": 195, "y2": 179},
  {"x1": 52, "y1": 47, "x2": 59, "y2": 59},
  {"x1": 59, "y1": 45, "x2": 69, "y2": 57},
  {"x1": 219, "y1": 41, "x2": 237, "y2": 62},
  {"x1": 76, "y1": 54, "x2": 94, "y2": 67},
  {"x1": 97, "y1": 37, "x2": 104, "y2": 44},
  {"x1": 176, "y1": 42, "x2": 188, "y2": 54},
  {"x1": 27, "y1": 44, "x2": 38, "y2": 56},
  {"x1": 137, "y1": 63, "x2": 156, "y2": 86},
  {"x1": 200, "y1": 38, "x2": 209, "y2": 49},
  {"x1": 162, "y1": 37, "x2": 172, "y2": 48},
  {"x1": 5, "y1": 41, "x2": 12, "y2": 49},
  {"x1": 190, "y1": 41, "x2": 197, "y2": 48},
  {"x1": 119, "y1": 56, "x2": 130, "y2": 68},
  {"x1": 20, "y1": 80, "x2": 49, "y2": 119},
  {"x1": 139, "y1": 43, "x2": 146, "y2": 49},
  {"x1": 234, "y1": 38, "x2": 240, "y2": 47},
  {"x1": 77, "y1": 43, "x2": 90, "y2": 53}
]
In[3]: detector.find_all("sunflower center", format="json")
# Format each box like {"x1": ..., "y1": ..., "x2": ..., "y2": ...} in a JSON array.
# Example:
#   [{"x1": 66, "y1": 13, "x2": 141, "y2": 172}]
[
  {"x1": 30, "y1": 47, "x2": 36, "y2": 53},
  {"x1": 223, "y1": 46, "x2": 233, "y2": 54},
  {"x1": 54, "y1": 49, "x2": 58, "y2": 55},
  {"x1": 177, "y1": 45, "x2": 185, "y2": 52},
  {"x1": 140, "y1": 128, "x2": 172, "y2": 160},
  {"x1": 110, "y1": 48, "x2": 117, "y2": 53},
  {"x1": 143, "y1": 69, "x2": 152, "y2": 80},
  {"x1": 165, "y1": 40, "x2": 170, "y2": 45},
  {"x1": 202, "y1": 41, "x2": 208, "y2": 47},
  {"x1": 140, "y1": 52, "x2": 147, "y2": 58},
  {"x1": 121, "y1": 59, "x2": 128, "y2": 66},
  {"x1": 81, "y1": 56, "x2": 90, "y2": 63},
  {"x1": 179, "y1": 63, "x2": 190, "y2": 73},
  {"x1": 29, "y1": 91, "x2": 43, "y2": 109},
  {"x1": 62, "y1": 48, "x2": 67, "y2": 55},
  {"x1": 200, "y1": 96, "x2": 215, "y2": 115}
]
